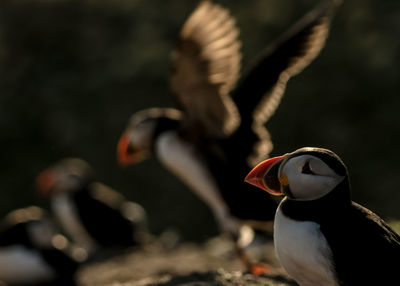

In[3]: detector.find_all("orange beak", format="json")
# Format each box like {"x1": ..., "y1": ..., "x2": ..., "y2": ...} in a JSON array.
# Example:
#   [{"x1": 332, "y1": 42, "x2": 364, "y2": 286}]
[
  {"x1": 245, "y1": 155, "x2": 286, "y2": 195},
  {"x1": 117, "y1": 133, "x2": 135, "y2": 167},
  {"x1": 36, "y1": 169, "x2": 56, "y2": 195},
  {"x1": 117, "y1": 132, "x2": 148, "y2": 166}
]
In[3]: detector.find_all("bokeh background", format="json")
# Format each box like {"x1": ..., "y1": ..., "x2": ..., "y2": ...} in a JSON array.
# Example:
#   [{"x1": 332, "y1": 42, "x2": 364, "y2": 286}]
[{"x1": 1, "y1": 0, "x2": 399, "y2": 241}]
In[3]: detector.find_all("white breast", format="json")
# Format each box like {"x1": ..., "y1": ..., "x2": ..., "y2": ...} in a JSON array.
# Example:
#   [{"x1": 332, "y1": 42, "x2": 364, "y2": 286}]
[
  {"x1": 274, "y1": 207, "x2": 338, "y2": 286},
  {"x1": 52, "y1": 194, "x2": 98, "y2": 254},
  {"x1": 155, "y1": 131, "x2": 240, "y2": 234},
  {"x1": 0, "y1": 246, "x2": 55, "y2": 284}
]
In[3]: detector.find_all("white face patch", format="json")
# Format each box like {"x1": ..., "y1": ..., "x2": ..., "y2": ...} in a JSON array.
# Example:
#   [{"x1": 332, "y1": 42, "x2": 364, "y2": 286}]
[
  {"x1": 280, "y1": 155, "x2": 344, "y2": 201},
  {"x1": 128, "y1": 119, "x2": 157, "y2": 151},
  {"x1": 53, "y1": 174, "x2": 82, "y2": 194}
]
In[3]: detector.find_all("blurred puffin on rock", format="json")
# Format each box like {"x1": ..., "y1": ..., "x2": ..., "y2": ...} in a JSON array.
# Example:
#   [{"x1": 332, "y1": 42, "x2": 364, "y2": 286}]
[
  {"x1": 246, "y1": 147, "x2": 400, "y2": 285},
  {"x1": 36, "y1": 158, "x2": 148, "y2": 257},
  {"x1": 0, "y1": 206, "x2": 79, "y2": 286},
  {"x1": 117, "y1": 0, "x2": 341, "y2": 274}
]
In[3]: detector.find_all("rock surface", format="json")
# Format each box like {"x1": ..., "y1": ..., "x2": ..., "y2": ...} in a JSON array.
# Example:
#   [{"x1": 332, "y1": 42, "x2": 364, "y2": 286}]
[{"x1": 78, "y1": 236, "x2": 297, "y2": 286}]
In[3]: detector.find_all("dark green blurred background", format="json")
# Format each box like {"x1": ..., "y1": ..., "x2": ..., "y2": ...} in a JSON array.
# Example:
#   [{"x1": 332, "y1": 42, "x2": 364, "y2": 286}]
[{"x1": 1, "y1": 0, "x2": 399, "y2": 241}]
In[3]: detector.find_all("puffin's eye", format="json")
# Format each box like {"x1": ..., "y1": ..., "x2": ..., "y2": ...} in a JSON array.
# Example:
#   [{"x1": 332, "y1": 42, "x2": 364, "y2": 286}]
[{"x1": 302, "y1": 161, "x2": 315, "y2": 175}]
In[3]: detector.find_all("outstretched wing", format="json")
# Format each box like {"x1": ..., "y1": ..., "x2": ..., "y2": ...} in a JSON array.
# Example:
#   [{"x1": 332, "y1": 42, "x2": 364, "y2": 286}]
[
  {"x1": 231, "y1": 0, "x2": 340, "y2": 166},
  {"x1": 170, "y1": 0, "x2": 241, "y2": 140},
  {"x1": 233, "y1": 0, "x2": 339, "y2": 126}
]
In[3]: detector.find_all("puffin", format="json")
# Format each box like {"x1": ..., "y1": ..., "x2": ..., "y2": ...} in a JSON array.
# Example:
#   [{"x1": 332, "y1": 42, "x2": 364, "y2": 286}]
[
  {"x1": 0, "y1": 206, "x2": 79, "y2": 285},
  {"x1": 117, "y1": 0, "x2": 340, "y2": 274},
  {"x1": 245, "y1": 147, "x2": 400, "y2": 285},
  {"x1": 36, "y1": 158, "x2": 148, "y2": 256}
]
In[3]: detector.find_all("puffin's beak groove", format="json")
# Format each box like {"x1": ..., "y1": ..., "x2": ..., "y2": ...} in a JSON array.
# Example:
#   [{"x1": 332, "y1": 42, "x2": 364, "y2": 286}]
[
  {"x1": 36, "y1": 169, "x2": 55, "y2": 195},
  {"x1": 245, "y1": 155, "x2": 286, "y2": 195}
]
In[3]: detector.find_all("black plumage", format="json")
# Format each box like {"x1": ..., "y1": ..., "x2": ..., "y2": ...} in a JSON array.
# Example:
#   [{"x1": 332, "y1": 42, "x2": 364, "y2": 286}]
[
  {"x1": 280, "y1": 169, "x2": 400, "y2": 285},
  {"x1": 36, "y1": 158, "x2": 148, "y2": 255},
  {"x1": 72, "y1": 184, "x2": 147, "y2": 248}
]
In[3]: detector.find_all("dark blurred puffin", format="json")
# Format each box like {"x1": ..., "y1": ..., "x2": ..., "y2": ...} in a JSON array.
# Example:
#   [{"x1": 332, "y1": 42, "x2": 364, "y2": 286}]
[
  {"x1": 0, "y1": 206, "x2": 79, "y2": 285},
  {"x1": 117, "y1": 0, "x2": 340, "y2": 274},
  {"x1": 245, "y1": 147, "x2": 400, "y2": 285},
  {"x1": 36, "y1": 158, "x2": 148, "y2": 256}
]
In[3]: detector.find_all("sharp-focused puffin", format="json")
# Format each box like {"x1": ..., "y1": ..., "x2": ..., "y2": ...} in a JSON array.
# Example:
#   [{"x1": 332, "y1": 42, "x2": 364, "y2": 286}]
[
  {"x1": 117, "y1": 0, "x2": 340, "y2": 274},
  {"x1": 245, "y1": 147, "x2": 400, "y2": 285},
  {"x1": 0, "y1": 206, "x2": 79, "y2": 285},
  {"x1": 36, "y1": 158, "x2": 148, "y2": 256}
]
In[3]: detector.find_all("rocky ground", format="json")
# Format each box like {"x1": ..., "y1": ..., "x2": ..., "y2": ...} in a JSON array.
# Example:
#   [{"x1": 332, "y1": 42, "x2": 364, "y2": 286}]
[
  {"x1": 75, "y1": 221, "x2": 400, "y2": 286},
  {"x1": 77, "y1": 235, "x2": 297, "y2": 286}
]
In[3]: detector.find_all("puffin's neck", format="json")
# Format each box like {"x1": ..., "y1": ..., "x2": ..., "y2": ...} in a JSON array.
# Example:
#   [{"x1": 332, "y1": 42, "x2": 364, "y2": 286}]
[
  {"x1": 280, "y1": 178, "x2": 351, "y2": 223},
  {"x1": 152, "y1": 117, "x2": 181, "y2": 150},
  {"x1": 68, "y1": 182, "x2": 91, "y2": 197}
]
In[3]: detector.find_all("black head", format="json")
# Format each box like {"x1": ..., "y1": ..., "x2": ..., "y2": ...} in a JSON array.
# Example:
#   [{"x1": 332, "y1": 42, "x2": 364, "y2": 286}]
[
  {"x1": 36, "y1": 158, "x2": 93, "y2": 196},
  {"x1": 116, "y1": 107, "x2": 182, "y2": 166}
]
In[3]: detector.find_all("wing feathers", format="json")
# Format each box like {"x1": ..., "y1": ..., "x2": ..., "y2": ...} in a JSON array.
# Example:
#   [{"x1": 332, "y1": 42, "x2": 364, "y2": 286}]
[
  {"x1": 234, "y1": 0, "x2": 339, "y2": 126},
  {"x1": 170, "y1": 0, "x2": 242, "y2": 139},
  {"x1": 231, "y1": 0, "x2": 340, "y2": 166}
]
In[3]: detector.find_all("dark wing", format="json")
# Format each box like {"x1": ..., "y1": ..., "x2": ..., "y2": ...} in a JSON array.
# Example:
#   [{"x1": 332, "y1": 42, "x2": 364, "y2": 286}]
[
  {"x1": 74, "y1": 183, "x2": 141, "y2": 247},
  {"x1": 322, "y1": 202, "x2": 400, "y2": 285},
  {"x1": 89, "y1": 182, "x2": 146, "y2": 225},
  {"x1": 234, "y1": 0, "x2": 339, "y2": 125},
  {"x1": 351, "y1": 202, "x2": 400, "y2": 244},
  {"x1": 170, "y1": 0, "x2": 241, "y2": 139},
  {"x1": 231, "y1": 0, "x2": 340, "y2": 166}
]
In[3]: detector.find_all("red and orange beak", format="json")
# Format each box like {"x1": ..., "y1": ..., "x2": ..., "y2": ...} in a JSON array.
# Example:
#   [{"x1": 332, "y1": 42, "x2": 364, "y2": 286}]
[
  {"x1": 117, "y1": 132, "x2": 147, "y2": 167},
  {"x1": 117, "y1": 133, "x2": 135, "y2": 166},
  {"x1": 36, "y1": 169, "x2": 56, "y2": 196},
  {"x1": 245, "y1": 155, "x2": 286, "y2": 196}
]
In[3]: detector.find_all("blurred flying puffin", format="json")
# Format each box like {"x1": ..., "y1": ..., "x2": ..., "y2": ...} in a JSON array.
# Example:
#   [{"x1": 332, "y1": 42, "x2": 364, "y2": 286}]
[
  {"x1": 0, "y1": 206, "x2": 79, "y2": 285},
  {"x1": 36, "y1": 158, "x2": 148, "y2": 256},
  {"x1": 245, "y1": 147, "x2": 400, "y2": 285},
  {"x1": 117, "y1": 0, "x2": 340, "y2": 274}
]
